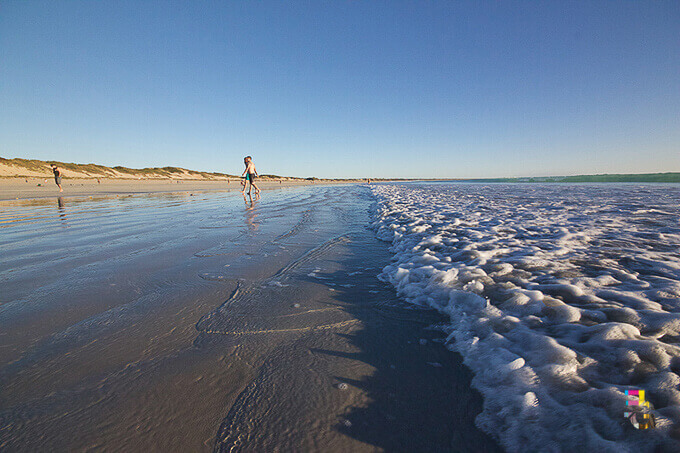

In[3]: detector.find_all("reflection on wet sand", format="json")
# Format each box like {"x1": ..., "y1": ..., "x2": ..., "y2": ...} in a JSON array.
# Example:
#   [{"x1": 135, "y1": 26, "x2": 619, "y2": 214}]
[
  {"x1": 244, "y1": 194, "x2": 260, "y2": 233},
  {"x1": 57, "y1": 197, "x2": 68, "y2": 224}
]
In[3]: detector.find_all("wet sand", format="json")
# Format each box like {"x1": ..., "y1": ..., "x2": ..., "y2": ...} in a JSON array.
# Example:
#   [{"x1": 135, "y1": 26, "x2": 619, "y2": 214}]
[
  {"x1": 0, "y1": 178, "x2": 355, "y2": 201},
  {"x1": 0, "y1": 186, "x2": 500, "y2": 451}
]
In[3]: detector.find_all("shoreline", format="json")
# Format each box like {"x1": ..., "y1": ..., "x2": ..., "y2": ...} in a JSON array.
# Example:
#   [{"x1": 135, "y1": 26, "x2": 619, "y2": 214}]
[{"x1": 0, "y1": 177, "x2": 359, "y2": 201}]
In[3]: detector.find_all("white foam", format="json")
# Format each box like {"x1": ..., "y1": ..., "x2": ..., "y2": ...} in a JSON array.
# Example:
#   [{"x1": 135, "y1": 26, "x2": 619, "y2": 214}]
[{"x1": 371, "y1": 183, "x2": 680, "y2": 451}]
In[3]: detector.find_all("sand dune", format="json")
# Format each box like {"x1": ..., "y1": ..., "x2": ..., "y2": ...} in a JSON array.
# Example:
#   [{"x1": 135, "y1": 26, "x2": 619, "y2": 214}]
[{"x1": 0, "y1": 156, "x2": 338, "y2": 182}]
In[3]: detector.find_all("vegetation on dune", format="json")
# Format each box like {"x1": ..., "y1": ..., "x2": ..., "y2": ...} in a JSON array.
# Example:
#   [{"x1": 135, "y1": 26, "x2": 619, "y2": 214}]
[
  {"x1": 1, "y1": 157, "x2": 240, "y2": 179},
  {"x1": 1, "y1": 157, "x2": 56, "y2": 173},
  {"x1": 0, "y1": 155, "x2": 293, "y2": 180},
  {"x1": 55, "y1": 162, "x2": 116, "y2": 175},
  {"x1": 2, "y1": 157, "x2": 117, "y2": 176},
  {"x1": 1, "y1": 156, "x2": 302, "y2": 180},
  {"x1": 259, "y1": 174, "x2": 303, "y2": 180},
  {"x1": 112, "y1": 166, "x2": 182, "y2": 175}
]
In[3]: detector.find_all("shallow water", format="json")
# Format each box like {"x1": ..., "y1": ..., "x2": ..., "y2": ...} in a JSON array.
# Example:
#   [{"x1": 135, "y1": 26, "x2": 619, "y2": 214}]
[
  {"x1": 372, "y1": 182, "x2": 680, "y2": 452},
  {"x1": 0, "y1": 185, "x2": 497, "y2": 452}
]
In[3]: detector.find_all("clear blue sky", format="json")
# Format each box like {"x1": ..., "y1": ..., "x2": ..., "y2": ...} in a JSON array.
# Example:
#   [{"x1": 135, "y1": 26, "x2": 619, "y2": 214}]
[{"x1": 1, "y1": 1, "x2": 678, "y2": 178}]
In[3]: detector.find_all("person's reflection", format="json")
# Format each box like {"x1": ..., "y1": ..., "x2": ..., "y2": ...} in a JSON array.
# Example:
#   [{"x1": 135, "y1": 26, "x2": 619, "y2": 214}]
[
  {"x1": 57, "y1": 197, "x2": 68, "y2": 225},
  {"x1": 244, "y1": 194, "x2": 260, "y2": 233}
]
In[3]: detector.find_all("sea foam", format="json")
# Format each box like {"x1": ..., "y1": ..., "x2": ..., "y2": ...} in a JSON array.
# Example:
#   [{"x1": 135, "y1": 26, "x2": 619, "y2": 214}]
[{"x1": 371, "y1": 183, "x2": 680, "y2": 452}]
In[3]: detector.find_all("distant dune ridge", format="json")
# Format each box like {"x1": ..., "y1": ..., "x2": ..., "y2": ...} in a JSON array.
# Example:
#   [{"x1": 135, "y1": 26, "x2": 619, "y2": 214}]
[
  {"x1": 0, "y1": 156, "x2": 306, "y2": 181},
  {"x1": 0, "y1": 157, "x2": 240, "y2": 180}
]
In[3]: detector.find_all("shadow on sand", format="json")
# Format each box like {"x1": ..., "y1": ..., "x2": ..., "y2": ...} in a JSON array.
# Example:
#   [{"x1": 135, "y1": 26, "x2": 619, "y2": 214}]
[{"x1": 302, "y1": 235, "x2": 502, "y2": 452}]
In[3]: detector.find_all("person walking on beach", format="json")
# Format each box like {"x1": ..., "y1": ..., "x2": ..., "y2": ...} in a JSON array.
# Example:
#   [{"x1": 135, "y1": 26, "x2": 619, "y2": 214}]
[
  {"x1": 50, "y1": 164, "x2": 63, "y2": 192},
  {"x1": 241, "y1": 156, "x2": 260, "y2": 196}
]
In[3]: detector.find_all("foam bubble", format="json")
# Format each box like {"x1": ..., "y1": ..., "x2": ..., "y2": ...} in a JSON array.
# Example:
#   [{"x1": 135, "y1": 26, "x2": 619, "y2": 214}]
[{"x1": 371, "y1": 183, "x2": 680, "y2": 451}]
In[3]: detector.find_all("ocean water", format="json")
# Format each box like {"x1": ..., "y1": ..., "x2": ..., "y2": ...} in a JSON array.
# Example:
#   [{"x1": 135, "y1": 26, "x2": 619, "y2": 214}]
[{"x1": 371, "y1": 183, "x2": 680, "y2": 452}]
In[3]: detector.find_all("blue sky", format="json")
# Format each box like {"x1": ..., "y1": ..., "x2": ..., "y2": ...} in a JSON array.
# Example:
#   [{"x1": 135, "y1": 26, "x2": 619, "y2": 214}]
[{"x1": 1, "y1": 1, "x2": 678, "y2": 178}]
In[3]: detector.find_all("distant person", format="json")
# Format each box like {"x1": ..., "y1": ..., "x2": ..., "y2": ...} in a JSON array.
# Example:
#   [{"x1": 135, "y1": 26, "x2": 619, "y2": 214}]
[
  {"x1": 241, "y1": 156, "x2": 260, "y2": 196},
  {"x1": 50, "y1": 164, "x2": 63, "y2": 192}
]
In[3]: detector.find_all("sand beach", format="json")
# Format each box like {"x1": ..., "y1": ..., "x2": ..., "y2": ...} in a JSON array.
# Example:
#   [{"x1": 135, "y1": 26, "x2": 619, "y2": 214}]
[{"x1": 0, "y1": 177, "x2": 355, "y2": 201}]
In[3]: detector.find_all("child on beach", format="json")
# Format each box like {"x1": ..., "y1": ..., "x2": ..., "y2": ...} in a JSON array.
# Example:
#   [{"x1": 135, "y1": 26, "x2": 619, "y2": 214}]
[
  {"x1": 50, "y1": 164, "x2": 63, "y2": 192},
  {"x1": 241, "y1": 156, "x2": 260, "y2": 196}
]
